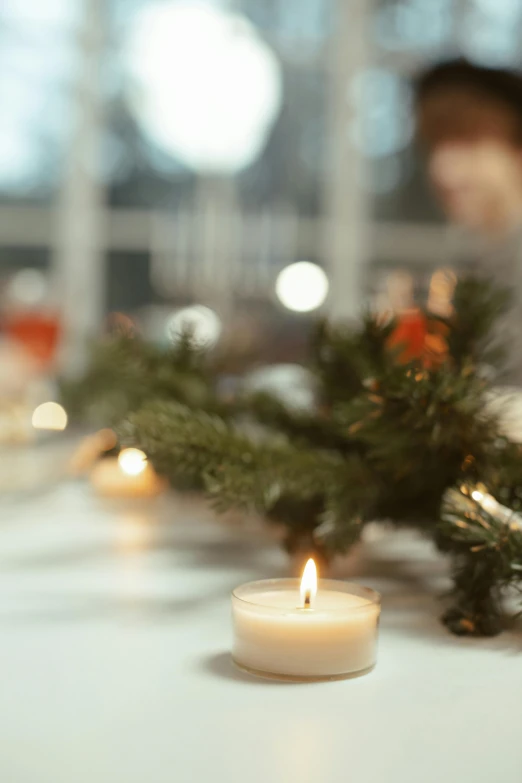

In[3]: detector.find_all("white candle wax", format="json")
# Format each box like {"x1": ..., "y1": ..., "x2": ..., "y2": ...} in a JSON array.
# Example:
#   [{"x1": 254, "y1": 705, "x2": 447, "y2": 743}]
[{"x1": 232, "y1": 578, "x2": 380, "y2": 681}]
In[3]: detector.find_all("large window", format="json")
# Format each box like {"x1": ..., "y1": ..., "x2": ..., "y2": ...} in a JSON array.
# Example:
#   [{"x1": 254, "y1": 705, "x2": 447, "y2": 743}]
[
  {"x1": 0, "y1": 0, "x2": 76, "y2": 203},
  {"x1": 1, "y1": 0, "x2": 522, "y2": 359}
]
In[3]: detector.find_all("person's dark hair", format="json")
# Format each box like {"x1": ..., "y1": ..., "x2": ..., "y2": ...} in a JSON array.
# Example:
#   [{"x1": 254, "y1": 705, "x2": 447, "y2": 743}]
[{"x1": 415, "y1": 58, "x2": 522, "y2": 132}]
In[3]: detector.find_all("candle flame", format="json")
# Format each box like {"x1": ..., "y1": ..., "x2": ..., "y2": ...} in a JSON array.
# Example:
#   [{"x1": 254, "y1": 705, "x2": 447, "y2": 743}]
[
  {"x1": 118, "y1": 448, "x2": 147, "y2": 476},
  {"x1": 300, "y1": 558, "x2": 317, "y2": 609}
]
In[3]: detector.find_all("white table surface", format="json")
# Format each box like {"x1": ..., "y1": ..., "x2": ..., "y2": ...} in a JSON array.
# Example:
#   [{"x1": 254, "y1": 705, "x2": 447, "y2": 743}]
[{"x1": 0, "y1": 482, "x2": 521, "y2": 783}]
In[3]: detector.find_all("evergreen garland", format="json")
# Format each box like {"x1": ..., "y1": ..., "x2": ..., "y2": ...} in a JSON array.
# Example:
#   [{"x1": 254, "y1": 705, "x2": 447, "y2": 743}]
[
  {"x1": 440, "y1": 485, "x2": 522, "y2": 635},
  {"x1": 62, "y1": 330, "x2": 222, "y2": 428},
  {"x1": 70, "y1": 278, "x2": 522, "y2": 635}
]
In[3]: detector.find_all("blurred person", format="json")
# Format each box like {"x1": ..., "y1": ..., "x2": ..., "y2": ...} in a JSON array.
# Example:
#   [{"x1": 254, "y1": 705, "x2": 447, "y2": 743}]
[
  {"x1": 415, "y1": 59, "x2": 522, "y2": 383},
  {"x1": 416, "y1": 59, "x2": 522, "y2": 234}
]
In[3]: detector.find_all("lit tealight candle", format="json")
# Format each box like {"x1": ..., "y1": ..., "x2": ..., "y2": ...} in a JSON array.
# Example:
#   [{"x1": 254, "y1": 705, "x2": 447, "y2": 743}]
[
  {"x1": 90, "y1": 448, "x2": 165, "y2": 499},
  {"x1": 232, "y1": 559, "x2": 381, "y2": 682}
]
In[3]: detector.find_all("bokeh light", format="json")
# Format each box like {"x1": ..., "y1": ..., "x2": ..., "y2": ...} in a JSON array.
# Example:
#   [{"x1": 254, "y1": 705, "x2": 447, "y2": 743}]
[
  {"x1": 166, "y1": 305, "x2": 222, "y2": 348},
  {"x1": 118, "y1": 448, "x2": 147, "y2": 477},
  {"x1": 32, "y1": 402, "x2": 68, "y2": 431},
  {"x1": 7, "y1": 269, "x2": 47, "y2": 307},
  {"x1": 275, "y1": 262, "x2": 329, "y2": 313},
  {"x1": 124, "y1": 1, "x2": 282, "y2": 173},
  {"x1": 244, "y1": 364, "x2": 316, "y2": 411}
]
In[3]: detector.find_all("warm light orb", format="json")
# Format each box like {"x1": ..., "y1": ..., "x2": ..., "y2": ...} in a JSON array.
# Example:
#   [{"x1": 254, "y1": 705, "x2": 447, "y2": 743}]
[
  {"x1": 471, "y1": 490, "x2": 484, "y2": 503},
  {"x1": 31, "y1": 402, "x2": 68, "y2": 431},
  {"x1": 300, "y1": 558, "x2": 318, "y2": 609},
  {"x1": 118, "y1": 448, "x2": 147, "y2": 476},
  {"x1": 275, "y1": 262, "x2": 329, "y2": 313}
]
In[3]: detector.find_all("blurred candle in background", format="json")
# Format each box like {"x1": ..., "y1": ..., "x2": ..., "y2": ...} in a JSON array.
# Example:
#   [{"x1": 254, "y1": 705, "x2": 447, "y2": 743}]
[{"x1": 90, "y1": 448, "x2": 165, "y2": 499}]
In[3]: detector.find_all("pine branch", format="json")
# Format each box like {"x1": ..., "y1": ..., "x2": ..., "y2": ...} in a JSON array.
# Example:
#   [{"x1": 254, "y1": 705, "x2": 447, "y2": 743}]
[
  {"x1": 122, "y1": 401, "x2": 339, "y2": 496},
  {"x1": 62, "y1": 332, "x2": 221, "y2": 427},
  {"x1": 445, "y1": 276, "x2": 511, "y2": 369},
  {"x1": 94, "y1": 275, "x2": 522, "y2": 637},
  {"x1": 441, "y1": 486, "x2": 522, "y2": 571},
  {"x1": 333, "y1": 361, "x2": 498, "y2": 526},
  {"x1": 311, "y1": 314, "x2": 396, "y2": 407},
  {"x1": 478, "y1": 439, "x2": 522, "y2": 512},
  {"x1": 439, "y1": 485, "x2": 522, "y2": 635},
  {"x1": 239, "y1": 391, "x2": 355, "y2": 452},
  {"x1": 121, "y1": 400, "x2": 370, "y2": 550}
]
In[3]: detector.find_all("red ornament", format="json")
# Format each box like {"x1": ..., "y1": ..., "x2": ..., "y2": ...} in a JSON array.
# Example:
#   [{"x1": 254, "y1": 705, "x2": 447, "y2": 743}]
[
  {"x1": 387, "y1": 309, "x2": 427, "y2": 363},
  {"x1": 3, "y1": 312, "x2": 61, "y2": 368}
]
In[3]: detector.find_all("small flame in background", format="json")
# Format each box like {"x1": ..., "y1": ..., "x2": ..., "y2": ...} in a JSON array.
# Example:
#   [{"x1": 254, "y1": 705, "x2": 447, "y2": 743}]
[
  {"x1": 118, "y1": 448, "x2": 147, "y2": 476},
  {"x1": 300, "y1": 558, "x2": 318, "y2": 608}
]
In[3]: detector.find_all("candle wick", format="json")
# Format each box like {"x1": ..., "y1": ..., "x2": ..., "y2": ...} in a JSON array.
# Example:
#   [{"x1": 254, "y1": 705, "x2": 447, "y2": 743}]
[{"x1": 304, "y1": 591, "x2": 311, "y2": 609}]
